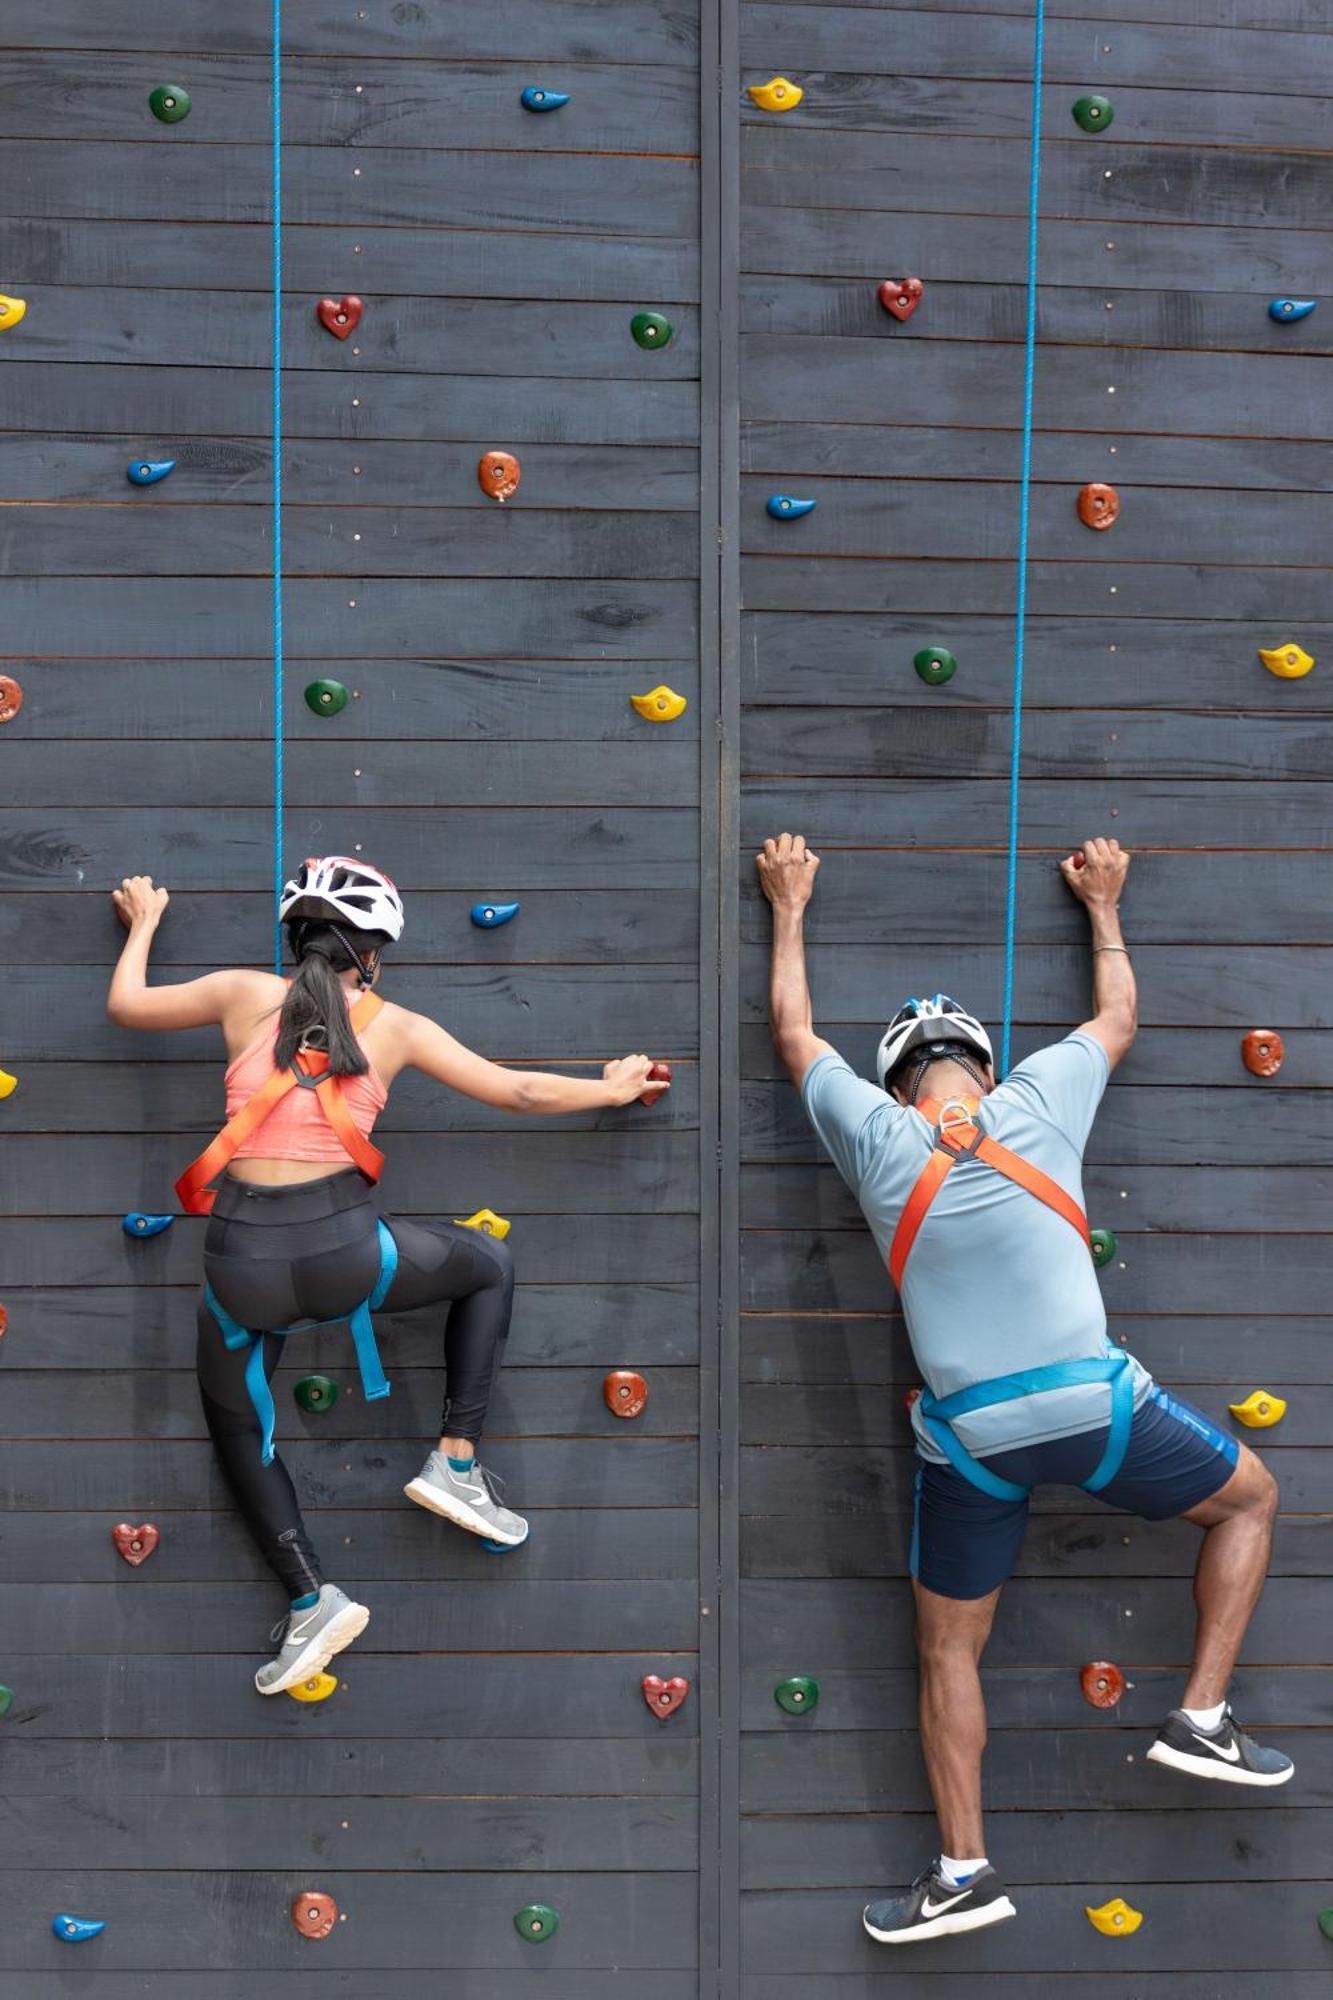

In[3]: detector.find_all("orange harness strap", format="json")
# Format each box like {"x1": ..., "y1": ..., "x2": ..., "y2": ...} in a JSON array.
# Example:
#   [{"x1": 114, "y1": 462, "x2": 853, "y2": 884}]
[
  {"x1": 888, "y1": 1093, "x2": 1091, "y2": 1291},
  {"x1": 176, "y1": 990, "x2": 385, "y2": 1215}
]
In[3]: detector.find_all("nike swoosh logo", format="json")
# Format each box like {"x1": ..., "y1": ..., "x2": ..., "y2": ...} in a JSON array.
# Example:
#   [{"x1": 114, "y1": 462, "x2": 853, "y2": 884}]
[
  {"x1": 1191, "y1": 1732, "x2": 1241, "y2": 1762},
  {"x1": 921, "y1": 1891, "x2": 971, "y2": 1919}
]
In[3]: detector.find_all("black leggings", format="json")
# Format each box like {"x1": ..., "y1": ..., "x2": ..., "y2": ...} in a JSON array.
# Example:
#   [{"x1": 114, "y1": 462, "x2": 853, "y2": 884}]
[{"x1": 196, "y1": 1170, "x2": 514, "y2": 1597}]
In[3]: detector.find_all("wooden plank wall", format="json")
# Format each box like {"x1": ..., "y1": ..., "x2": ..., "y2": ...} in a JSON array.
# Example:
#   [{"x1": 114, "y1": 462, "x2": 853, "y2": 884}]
[
  {"x1": 736, "y1": 2, "x2": 1333, "y2": 1995},
  {"x1": 0, "y1": 1, "x2": 708, "y2": 1991}
]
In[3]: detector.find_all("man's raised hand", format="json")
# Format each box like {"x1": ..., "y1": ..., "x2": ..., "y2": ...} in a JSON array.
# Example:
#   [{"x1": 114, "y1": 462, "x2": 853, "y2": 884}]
[
  {"x1": 1061, "y1": 837, "x2": 1129, "y2": 909},
  {"x1": 757, "y1": 832, "x2": 821, "y2": 910}
]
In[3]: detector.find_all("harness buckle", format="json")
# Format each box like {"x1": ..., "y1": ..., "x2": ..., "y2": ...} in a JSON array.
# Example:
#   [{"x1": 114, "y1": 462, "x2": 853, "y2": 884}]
[{"x1": 935, "y1": 1097, "x2": 985, "y2": 1158}]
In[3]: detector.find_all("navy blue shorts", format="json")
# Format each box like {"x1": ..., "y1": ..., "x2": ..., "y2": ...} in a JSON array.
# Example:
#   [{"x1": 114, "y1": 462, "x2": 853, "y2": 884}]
[{"x1": 911, "y1": 1387, "x2": 1241, "y2": 1601}]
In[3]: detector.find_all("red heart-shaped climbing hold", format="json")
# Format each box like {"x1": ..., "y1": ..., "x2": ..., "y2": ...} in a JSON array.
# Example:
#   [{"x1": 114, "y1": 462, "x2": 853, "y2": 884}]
[
  {"x1": 112, "y1": 1521, "x2": 160, "y2": 1567},
  {"x1": 642, "y1": 1673, "x2": 690, "y2": 1718},
  {"x1": 317, "y1": 295, "x2": 362, "y2": 340},
  {"x1": 878, "y1": 277, "x2": 923, "y2": 322},
  {"x1": 639, "y1": 1060, "x2": 671, "y2": 1107}
]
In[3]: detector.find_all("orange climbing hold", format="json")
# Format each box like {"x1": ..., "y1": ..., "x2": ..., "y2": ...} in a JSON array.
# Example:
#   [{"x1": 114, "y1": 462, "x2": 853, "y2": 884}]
[
  {"x1": 639, "y1": 1060, "x2": 671, "y2": 1105},
  {"x1": 604, "y1": 1370, "x2": 648, "y2": 1419},
  {"x1": 291, "y1": 1892, "x2": 338, "y2": 1940},
  {"x1": 1080, "y1": 1660, "x2": 1125, "y2": 1709},
  {"x1": 0, "y1": 676, "x2": 23, "y2": 723},
  {"x1": 1077, "y1": 483, "x2": 1120, "y2": 530},
  {"x1": 0, "y1": 1303, "x2": 7, "y2": 1339},
  {"x1": 1241, "y1": 1029, "x2": 1284, "y2": 1077},
  {"x1": 478, "y1": 450, "x2": 521, "y2": 502}
]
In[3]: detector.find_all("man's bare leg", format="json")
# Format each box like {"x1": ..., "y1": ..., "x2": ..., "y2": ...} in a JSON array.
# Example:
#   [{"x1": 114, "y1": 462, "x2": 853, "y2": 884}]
[
  {"x1": 913, "y1": 1578, "x2": 1002, "y2": 1856},
  {"x1": 1180, "y1": 1444, "x2": 1279, "y2": 1707}
]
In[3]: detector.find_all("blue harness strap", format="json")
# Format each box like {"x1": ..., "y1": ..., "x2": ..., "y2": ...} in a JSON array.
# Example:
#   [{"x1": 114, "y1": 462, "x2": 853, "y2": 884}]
[
  {"x1": 917, "y1": 1350, "x2": 1134, "y2": 1502},
  {"x1": 205, "y1": 1218, "x2": 398, "y2": 1465}
]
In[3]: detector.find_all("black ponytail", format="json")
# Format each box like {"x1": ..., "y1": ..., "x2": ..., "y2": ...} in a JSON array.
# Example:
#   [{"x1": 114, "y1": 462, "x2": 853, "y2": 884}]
[{"x1": 275, "y1": 921, "x2": 390, "y2": 1075}]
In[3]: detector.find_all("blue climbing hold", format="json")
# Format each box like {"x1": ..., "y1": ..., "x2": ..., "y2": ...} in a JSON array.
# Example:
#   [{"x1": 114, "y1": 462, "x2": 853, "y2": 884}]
[
  {"x1": 520, "y1": 87, "x2": 569, "y2": 112},
  {"x1": 123, "y1": 1213, "x2": 174, "y2": 1238},
  {"x1": 470, "y1": 901, "x2": 520, "y2": 929},
  {"x1": 481, "y1": 1529, "x2": 530, "y2": 1554},
  {"x1": 53, "y1": 1915, "x2": 106, "y2": 1943},
  {"x1": 766, "y1": 495, "x2": 817, "y2": 521},
  {"x1": 127, "y1": 458, "x2": 176, "y2": 486},
  {"x1": 1269, "y1": 298, "x2": 1317, "y2": 323}
]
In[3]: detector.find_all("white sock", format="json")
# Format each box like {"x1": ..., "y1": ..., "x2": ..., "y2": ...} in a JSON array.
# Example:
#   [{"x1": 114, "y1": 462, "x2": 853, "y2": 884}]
[
  {"x1": 939, "y1": 1854, "x2": 988, "y2": 1888},
  {"x1": 1181, "y1": 1700, "x2": 1227, "y2": 1732}
]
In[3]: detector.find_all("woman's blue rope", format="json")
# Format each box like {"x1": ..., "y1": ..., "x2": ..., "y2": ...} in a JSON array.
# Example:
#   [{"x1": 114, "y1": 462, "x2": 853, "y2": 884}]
[
  {"x1": 1000, "y1": 0, "x2": 1047, "y2": 1076},
  {"x1": 271, "y1": 0, "x2": 285, "y2": 972}
]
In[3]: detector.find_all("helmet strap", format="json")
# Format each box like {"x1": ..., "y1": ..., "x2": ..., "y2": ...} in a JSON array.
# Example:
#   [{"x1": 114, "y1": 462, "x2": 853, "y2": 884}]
[
  {"x1": 328, "y1": 924, "x2": 381, "y2": 989},
  {"x1": 901, "y1": 1045, "x2": 989, "y2": 1104}
]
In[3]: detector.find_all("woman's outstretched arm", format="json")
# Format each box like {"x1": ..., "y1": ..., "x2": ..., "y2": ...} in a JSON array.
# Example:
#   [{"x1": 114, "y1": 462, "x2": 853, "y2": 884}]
[
  {"x1": 106, "y1": 874, "x2": 260, "y2": 1032},
  {"x1": 401, "y1": 1009, "x2": 662, "y2": 1115}
]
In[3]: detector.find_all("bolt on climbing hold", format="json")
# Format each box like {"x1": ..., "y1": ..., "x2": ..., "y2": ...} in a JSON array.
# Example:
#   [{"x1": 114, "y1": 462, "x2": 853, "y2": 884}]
[
  {"x1": 0, "y1": 1685, "x2": 13, "y2": 1717},
  {"x1": 471, "y1": 901, "x2": 520, "y2": 928},
  {"x1": 774, "y1": 1675, "x2": 819, "y2": 1716},
  {"x1": 0, "y1": 676, "x2": 22, "y2": 723},
  {"x1": 1241, "y1": 1029, "x2": 1284, "y2": 1077},
  {"x1": 640, "y1": 1060, "x2": 671, "y2": 1106},
  {"x1": 767, "y1": 494, "x2": 816, "y2": 521},
  {"x1": 630, "y1": 684, "x2": 688, "y2": 722},
  {"x1": 1090, "y1": 1228, "x2": 1117, "y2": 1268},
  {"x1": 53, "y1": 1915, "x2": 106, "y2": 1943},
  {"x1": 317, "y1": 295, "x2": 362, "y2": 340},
  {"x1": 747, "y1": 77, "x2": 803, "y2": 111},
  {"x1": 294, "y1": 1374, "x2": 339, "y2": 1415},
  {"x1": 642, "y1": 1673, "x2": 690, "y2": 1717},
  {"x1": 514, "y1": 1904, "x2": 560, "y2": 1943},
  {"x1": 304, "y1": 678, "x2": 350, "y2": 717},
  {"x1": 127, "y1": 459, "x2": 175, "y2": 486},
  {"x1": 1318, "y1": 1908, "x2": 1333, "y2": 1940},
  {"x1": 122, "y1": 1213, "x2": 173, "y2": 1238},
  {"x1": 1259, "y1": 642, "x2": 1314, "y2": 679},
  {"x1": 877, "y1": 277, "x2": 923, "y2": 322},
  {"x1": 287, "y1": 1671, "x2": 339, "y2": 1703},
  {"x1": 1085, "y1": 1898, "x2": 1142, "y2": 1936},
  {"x1": 454, "y1": 1208, "x2": 511, "y2": 1239},
  {"x1": 112, "y1": 1521, "x2": 160, "y2": 1567},
  {"x1": 1269, "y1": 298, "x2": 1316, "y2": 323},
  {"x1": 478, "y1": 450, "x2": 521, "y2": 502},
  {"x1": 1080, "y1": 1660, "x2": 1126, "y2": 1709},
  {"x1": 1078, "y1": 482, "x2": 1120, "y2": 530},
  {"x1": 1228, "y1": 1390, "x2": 1286, "y2": 1428},
  {"x1": 291, "y1": 1892, "x2": 338, "y2": 1940},
  {"x1": 630, "y1": 311, "x2": 674, "y2": 350},
  {"x1": 0, "y1": 295, "x2": 26, "y2": 333},
  {"x1": 149, "y1": 85, "x2": 192, "y2": 123},
  {"x1": 520, "y1": 86, "x2": 570, "y2": 111},
  {"x1": 1072, "y1": 94, "x2": 1114, "y2": 132},
  {"x1": 604, "y1": 1370, "x2": 649, "y2": 1419},
  {"x1": 0, "y1": 1069, "x2": 16, "y2": 1100},
  {"x1": 913, "y1": 647, "x2": 957, "y2": 687}
]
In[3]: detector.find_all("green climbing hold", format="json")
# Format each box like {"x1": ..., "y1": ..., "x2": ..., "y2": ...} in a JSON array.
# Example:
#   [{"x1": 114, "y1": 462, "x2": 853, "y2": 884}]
[
  {"x1": 294, "y1": 1375, "x2": 339, "y2": 1414},
  {"x1": 304, "y1": 678, "x2": 349, "y2": 717},
  {"x1": 913, "y1": 647, "x2": 957, "y2": 687},
  {"x1": 149, "y1": 85, "x2": 192, "y2": 124},
  {"x1": 0, "y1": 1686, "x2": 13, "y2": 1718},
  {"x1": 630, "y1": 312, "x2": 674, "y2": 351},
  {"x1": 774, "y1": 1675, "x2": 819, "y2": 1716},
  {"x1": 514, "y1": 1904, "x2": 560, "y2": 1943},
  {"x1": 1072, "y1": 94, "x2": 1114, "y2": 132},
  {"x1": 1090, "y1": 1228, "x2": 1117, "y2": 1269},
  {"x1": 1318, "y1": 1908, "x2": 1333, "y2": 1940}
]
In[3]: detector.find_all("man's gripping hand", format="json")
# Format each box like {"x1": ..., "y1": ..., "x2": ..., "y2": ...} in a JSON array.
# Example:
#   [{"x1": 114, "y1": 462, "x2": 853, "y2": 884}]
[
  {"x1": 1061, "y1": 836, "x2": 1129, "y2": 910},
  {"x1": 757, "y1": 832, "x2": 821, "y2": 910}
]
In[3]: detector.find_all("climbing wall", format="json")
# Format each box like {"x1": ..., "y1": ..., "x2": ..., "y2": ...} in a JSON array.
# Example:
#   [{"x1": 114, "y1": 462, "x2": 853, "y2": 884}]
[
  {"x1": 735, "y1": 1, "x2": 1333, "y2": 1993},
  {"x1": 0, "y1": 1, "x2": 713, "y2": 1991}
]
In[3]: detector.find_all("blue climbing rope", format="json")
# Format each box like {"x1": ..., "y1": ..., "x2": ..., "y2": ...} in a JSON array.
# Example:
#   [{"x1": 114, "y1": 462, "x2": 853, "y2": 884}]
[
  {"x1": 271, "y1": 0, "x2": 285, "y2": 972},
  {"x1": 999, "y1": 0, "x2": 1047, "y2": 1076}
]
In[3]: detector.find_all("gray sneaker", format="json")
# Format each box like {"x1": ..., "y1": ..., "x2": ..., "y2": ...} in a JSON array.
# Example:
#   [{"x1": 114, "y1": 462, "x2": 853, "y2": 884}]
[
  {"x1": 254, "y1": 1583, "x2": 370, "y2": 1696},
  {"x1": 403, "y1": 1451, "x2": 529, "y2": 1547}
]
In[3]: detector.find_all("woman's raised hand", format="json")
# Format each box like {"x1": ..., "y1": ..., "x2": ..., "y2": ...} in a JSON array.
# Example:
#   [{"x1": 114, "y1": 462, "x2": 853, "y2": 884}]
[
  {"x1": 602, "y1": 1054, "x2": 665, "y2": 1106},
  {"x1": 112, "y1": 875, "x2": 170, "y2": 930}
]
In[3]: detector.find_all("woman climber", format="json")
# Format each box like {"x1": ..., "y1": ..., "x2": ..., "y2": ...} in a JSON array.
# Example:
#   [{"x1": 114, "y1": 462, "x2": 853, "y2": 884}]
[{"x1": 108, "y1": 856, "x2": 666, "y2": 1694}]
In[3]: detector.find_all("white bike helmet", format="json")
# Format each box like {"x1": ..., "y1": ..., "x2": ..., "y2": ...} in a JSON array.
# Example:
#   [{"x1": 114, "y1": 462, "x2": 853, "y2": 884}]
[
  {"x1": 280, "y1": 855, "x2": 405, "y2": 941},
  {"x1": 875, "y1": 993, "x2": 993, "y2": 1093}
]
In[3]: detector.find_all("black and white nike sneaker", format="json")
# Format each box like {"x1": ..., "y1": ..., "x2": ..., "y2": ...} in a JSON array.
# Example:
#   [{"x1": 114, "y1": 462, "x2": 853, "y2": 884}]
[
  {"x1": 1146, "y1": 1706, "x2": 1294, "y2": 1788},
  {"x1": 863, "y1": 1862, "x2": 1017, "y2": 1945}
]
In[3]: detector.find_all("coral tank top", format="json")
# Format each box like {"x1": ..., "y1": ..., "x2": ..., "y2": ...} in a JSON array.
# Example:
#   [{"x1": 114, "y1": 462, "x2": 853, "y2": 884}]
[{"x1": 224, "y1": 1012, "x2": 388, "y2": 1163}]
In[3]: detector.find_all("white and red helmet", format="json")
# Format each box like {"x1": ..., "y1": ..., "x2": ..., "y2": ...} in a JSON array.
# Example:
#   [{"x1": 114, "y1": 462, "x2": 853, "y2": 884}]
[{"x1": 280, "y1": 855, "x2": 405, "y2": 941}]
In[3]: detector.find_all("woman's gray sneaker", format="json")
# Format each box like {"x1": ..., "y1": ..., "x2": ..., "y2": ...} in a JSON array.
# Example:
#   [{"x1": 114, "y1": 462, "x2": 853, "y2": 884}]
[
  {"x1": 254, "y1": 1583, "x2": 370, "y2": 1695},
  {"x1": 403, "y1": 1450, "x2": 529, "y2": 1546}
]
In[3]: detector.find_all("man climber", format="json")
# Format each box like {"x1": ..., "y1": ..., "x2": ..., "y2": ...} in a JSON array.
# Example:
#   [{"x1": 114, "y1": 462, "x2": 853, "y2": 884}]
[{"x1": 758, "y1": 831, "x2": 1290, "y2": 1946}]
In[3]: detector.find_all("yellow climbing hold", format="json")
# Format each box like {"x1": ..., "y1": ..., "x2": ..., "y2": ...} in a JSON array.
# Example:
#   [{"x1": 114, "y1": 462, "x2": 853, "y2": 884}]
[
  {"x1": 0, "y1": 295, "x2": 27, "y2": 332},
  {"x1": 747, "y1": 76, "x2": 803, "y2": 112},
  {"x1": 1228, "y1": 1389, "x2": 1287, "y2": 1428},
  {"x1": 455, "y1": 1208, "x2": 511, "y2": 1240},
  {"x1": 286, "y1": 1672, "x2": 339, "y2": 1704},
  {"x1": 0, "y1": 1069, "x2": 16, "y2": 1100},
  {"x1": 1259, "y1": 642, "x2": 1314, "y2": 679},
  {"x1": 1085, "y1": 1898, "x2": 1143, "y2": 1937},
  {"x1": 630, "y1": 684, "x2": 688, "y2": 723}
]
